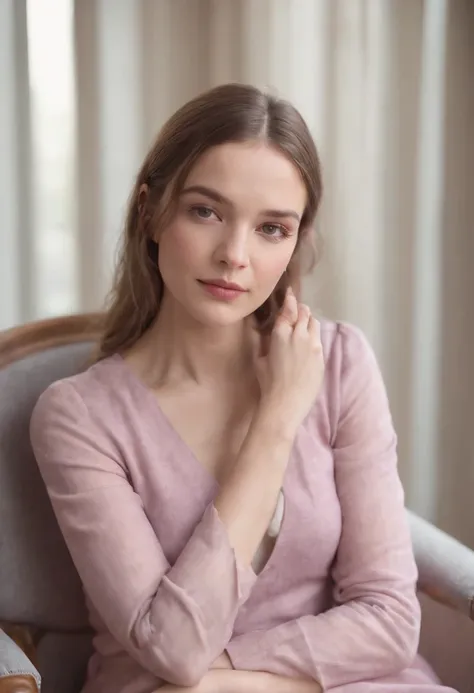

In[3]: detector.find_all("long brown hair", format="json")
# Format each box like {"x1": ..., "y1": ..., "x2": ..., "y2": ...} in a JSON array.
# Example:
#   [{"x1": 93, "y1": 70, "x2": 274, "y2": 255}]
[{"x1": 97, "y1": 83, "x2": 323, "y2": 360}]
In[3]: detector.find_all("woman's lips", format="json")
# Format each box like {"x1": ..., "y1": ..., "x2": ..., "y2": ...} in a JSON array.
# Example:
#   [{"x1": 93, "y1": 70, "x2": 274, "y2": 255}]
[{"x1": 198, "y1": 280, "x2": 247, "y2": 301}]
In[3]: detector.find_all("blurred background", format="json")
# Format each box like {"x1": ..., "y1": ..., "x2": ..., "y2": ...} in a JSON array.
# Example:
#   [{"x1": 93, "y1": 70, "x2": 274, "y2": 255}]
[{"x1": 1, "y1": 0, "x2": 473, "y2": 544}]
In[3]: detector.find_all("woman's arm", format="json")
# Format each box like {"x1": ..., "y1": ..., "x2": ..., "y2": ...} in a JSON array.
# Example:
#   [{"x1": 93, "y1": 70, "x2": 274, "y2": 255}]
[
  {"x1": 214, "y1": 292, "x2": 324, "y2": 567},
  {"x1": 224, "y1": 324, "x2": 420, "y2": 689},
  {"x1": 158, "y1": 669, "x2": 322, "y2": 693},
  {"x1": 30, "y1": 293, "x2": 323, "y2": 687},
  {"x1": 30, "y1": 381, "x2": 293, "y2": 687}
]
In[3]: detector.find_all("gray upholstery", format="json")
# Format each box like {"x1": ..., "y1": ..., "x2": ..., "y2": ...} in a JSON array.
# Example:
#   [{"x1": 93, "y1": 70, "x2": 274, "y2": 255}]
[
  {"x1": 419, "y1": 594, "x2": 474, "y2": 693},
  {"x1": 36, "y1": 633, "x2": 93, "y2": 693},
  {"x1": 0, "y1": 343, "x2": 93, "y2": 630},
  {"x1": 0, "y1": 629, "x2": 41, "y2": 688},
  {"x1": 2, "y1": 337, "x2": 474, "y2": 692},
  {"x1": 408, "y1": 513, "x2": 474, "y2": 690},
  {"x1": 0, "y1": 342, "x2": 95, "y2": 692},
  {"x1": 409, "y1": 510, "x2": 474, "y2": 619}
]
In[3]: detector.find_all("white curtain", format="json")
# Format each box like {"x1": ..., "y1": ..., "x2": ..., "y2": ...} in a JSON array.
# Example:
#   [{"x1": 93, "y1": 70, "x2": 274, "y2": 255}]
[{"x1": 2, "y1": 0, "x2": 473, "y2": 546}]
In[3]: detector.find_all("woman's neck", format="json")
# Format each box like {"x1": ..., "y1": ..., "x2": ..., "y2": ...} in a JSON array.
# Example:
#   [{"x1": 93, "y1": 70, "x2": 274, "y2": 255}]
[{"x1": 125, "y1": 296, "x2": 255, "y2": 391}]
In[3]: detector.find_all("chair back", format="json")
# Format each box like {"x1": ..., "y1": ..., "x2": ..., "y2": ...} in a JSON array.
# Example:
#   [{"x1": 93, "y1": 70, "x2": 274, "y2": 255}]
[{"x1": 0, "y1": 315, "x2": 102, "y2": 693}]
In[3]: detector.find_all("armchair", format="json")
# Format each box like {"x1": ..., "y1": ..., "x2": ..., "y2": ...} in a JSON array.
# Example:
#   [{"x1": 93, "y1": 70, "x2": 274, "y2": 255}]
[{"x1": 1, "y1": 316, "x2": 473, "y2": 693}]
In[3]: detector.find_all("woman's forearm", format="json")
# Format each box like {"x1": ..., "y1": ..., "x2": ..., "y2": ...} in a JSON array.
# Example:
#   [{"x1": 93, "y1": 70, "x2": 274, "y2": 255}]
[
  {"x1": 214, "y1": 405, "x2": 296, "y2": 567},
  {"x1": 214, "y1": 293, "x2": 323, "y2": 569},
  {"x1": 252, "y1": 672, "x2": 322, "y2": 693},
  {"x1": 158, "y1": 669, "x2": 323, "y2": 693}
]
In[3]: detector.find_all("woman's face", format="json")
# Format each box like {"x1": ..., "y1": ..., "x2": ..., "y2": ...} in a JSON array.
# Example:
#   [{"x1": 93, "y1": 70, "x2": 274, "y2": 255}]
[{"x1": 155, "y1": 141, "x2": 307, "y2": 329}]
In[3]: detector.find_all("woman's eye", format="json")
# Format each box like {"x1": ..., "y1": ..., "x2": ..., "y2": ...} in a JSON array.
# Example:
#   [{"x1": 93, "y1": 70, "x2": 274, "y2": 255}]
[
  {"x1": 261, "y1": 223, "x2": 288, "y2": 239},
  {"x1": 191, "y1": 205, "x2": 215, "y2": 220}
]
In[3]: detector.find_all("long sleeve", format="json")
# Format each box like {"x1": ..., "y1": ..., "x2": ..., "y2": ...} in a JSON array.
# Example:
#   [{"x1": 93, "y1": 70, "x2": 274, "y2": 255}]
[
  {"x1": 30, "y1": 380, "x2": 256, "y2": 687},
  {"x1": 226, "y1": 324, "x2": 421, "y2": 690}
]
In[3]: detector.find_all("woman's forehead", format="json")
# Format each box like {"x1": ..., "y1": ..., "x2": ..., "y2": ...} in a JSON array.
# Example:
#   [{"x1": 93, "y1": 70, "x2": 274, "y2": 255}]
[{"x1": 184, "y1": 142, "x2": 307, "y2": 215}]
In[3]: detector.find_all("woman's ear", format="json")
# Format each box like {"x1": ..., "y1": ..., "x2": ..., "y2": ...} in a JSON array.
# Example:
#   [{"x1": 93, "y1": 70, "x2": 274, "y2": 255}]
[
  {"x1": 138, "y1": 184, "x2": 149, "y2": 216},
  {"x1": 138, "y1": 183, "x2": 160, "y2": 243}
]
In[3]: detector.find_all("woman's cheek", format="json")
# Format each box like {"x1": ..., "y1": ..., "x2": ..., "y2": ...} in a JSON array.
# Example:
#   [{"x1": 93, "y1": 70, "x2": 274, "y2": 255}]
[
  {"x1": 258, "y1": 252, "x2": 291, "y2": 288},
  {"x1": 161, "y1": 223, "x2": 205, "y2": 269}
]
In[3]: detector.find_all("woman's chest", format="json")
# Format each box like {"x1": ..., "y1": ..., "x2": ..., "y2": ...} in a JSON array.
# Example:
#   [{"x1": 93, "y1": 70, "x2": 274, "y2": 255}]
[
  {"x1": 122, "y1": 397, "x2": 342, "y2": 584},
  {"x1": 141, "y1": 385, "x2": 256, "y2": 486}
]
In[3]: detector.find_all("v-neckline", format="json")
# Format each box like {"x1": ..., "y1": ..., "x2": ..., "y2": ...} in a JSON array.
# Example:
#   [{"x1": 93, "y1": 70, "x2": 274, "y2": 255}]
[
  {"x1": 111, "y1": 352, "x2": 221, "y2": 489},
  {"x1": 109, "y1": 352, "x2": 292, "y2": 580}
]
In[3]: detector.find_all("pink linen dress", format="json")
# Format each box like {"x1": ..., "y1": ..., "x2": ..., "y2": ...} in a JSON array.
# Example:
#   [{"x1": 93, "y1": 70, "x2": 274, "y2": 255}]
[{"x1": 30, "y1": 321, "x2": 457, "y2": 692}]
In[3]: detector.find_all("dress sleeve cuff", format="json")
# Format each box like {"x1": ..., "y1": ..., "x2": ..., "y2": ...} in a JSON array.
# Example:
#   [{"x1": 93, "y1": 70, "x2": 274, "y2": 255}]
[
  {"x1": 226, "y1": 619, "x2": 319, "y2": 680},
  {"x1": 164, "y1": 503, "x2": 258, "y2": 624}
]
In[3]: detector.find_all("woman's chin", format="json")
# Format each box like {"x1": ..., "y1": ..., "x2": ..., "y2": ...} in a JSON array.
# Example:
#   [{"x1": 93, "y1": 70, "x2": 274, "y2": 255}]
[{"x1": 190, "y1": 301, "x2": 255, "y2": 329}]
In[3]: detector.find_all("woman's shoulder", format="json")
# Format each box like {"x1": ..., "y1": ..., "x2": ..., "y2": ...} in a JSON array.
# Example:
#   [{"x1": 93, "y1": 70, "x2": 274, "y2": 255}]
[
  {"x1": 29, "y1": 355, "x2": 141, "y2": 476},
  {"x1": 309, "y1": 317, "x2": 391, "y2": 446},
  {"x1": 319, "y1": 318, "x2": 377, "y2": 373},
  {"x1": 31, "y1": 354, "x2": 130, "y2": 428},
  {"x1": 316, "y1": 319, "x2": 385, "y2": 432}
]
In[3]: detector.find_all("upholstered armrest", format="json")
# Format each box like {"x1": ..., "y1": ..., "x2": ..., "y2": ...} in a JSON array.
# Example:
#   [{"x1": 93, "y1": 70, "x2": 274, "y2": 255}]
[
  {"x1": 408, "y1": 510, "x2": 474, "y2": 619},
  {"x1": 0, "y1": 631, "x2": 40, "y2": 692}
]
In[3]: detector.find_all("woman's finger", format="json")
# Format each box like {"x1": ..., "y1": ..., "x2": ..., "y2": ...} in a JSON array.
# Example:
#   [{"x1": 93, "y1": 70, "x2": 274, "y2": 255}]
[
  {"x1": 293, "y1": 303, "x2": 311, "y2": 336},
  {"x1": 279, "y1": 287, "x2": 298, "y2": 326},
  {"x1": 308, "y1": 315, "x2": 322, "y2": 348},
  {"x1": 297, "y1": 303, "x2": 311, "y2": 326}
]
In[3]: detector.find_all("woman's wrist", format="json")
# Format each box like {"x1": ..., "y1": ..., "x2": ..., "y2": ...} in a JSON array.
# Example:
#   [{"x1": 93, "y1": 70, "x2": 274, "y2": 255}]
[
  {"x1": 254, "y1": 397, "x2": 299, "y2": 443},
  {"x1": 157, "y1": 670, "x2": 322, "y2": 693},
  {"x1": 207, "y1": 670, "x2": 277, "y2": 693},
  {"x1": 221, "y1": 670, "x2": 323, "y2": 693},
  {"x1": 202, "y1": 669, "x2": 268, "y2": 693},
  {"x1": 255, "y1": 673, "x2": 323, "y2": 693}
]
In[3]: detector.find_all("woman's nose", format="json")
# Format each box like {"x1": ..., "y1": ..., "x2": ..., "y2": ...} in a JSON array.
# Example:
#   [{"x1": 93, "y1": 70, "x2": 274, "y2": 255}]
[{"x1": 214, "y1": 227, "x2": 250, "y2": 269}]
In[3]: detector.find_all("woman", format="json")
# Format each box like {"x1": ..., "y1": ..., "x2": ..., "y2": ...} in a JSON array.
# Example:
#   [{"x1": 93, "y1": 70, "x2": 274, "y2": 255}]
[{"x1": 30, "y1": 84, "x2": 456, "y2": 692}]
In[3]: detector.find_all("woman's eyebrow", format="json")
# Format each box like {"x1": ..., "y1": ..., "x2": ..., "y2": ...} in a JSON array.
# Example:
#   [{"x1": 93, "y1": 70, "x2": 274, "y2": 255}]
[
  {"x1": 181, "y1": 185, "x2": 230, "y2": 206},
  {"x1": 181, "y1": 185, "x2": 301, "y2": 222}
]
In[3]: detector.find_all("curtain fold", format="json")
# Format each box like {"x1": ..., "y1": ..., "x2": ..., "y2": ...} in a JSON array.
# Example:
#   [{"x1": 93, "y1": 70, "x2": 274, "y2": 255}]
[{"x1": 0, "y1": 0, "x2": 32, "y2": 326}]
